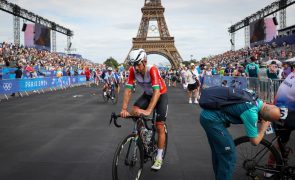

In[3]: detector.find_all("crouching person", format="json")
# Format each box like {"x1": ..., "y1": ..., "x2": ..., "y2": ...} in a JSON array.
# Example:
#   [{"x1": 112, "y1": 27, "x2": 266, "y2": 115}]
[{"x1": 199, "y1": 86, "x2": 281, "y2": 180}]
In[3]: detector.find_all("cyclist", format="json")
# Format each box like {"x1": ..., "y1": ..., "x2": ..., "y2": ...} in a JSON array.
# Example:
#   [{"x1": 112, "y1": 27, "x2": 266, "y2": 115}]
[
  {"x1": 265, "y1": 61, "x2": 295, "y2": 177},
  {"x1": 120, "y1": 48, "x2": 168, "y2": 170},
  {"x1": 103, "y1": 67, "x2": 118, "y2": 99},
  {"x1": 200, "y1": 95, "x2": 281, "y2": 180},
  {"x1": 113, "y1": 68, "x2": 122, "y2": 96}
]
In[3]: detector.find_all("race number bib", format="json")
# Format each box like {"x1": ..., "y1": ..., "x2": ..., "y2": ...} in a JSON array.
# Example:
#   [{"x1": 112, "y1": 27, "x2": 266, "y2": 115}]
[{"x1": 280, "y1": 107, "x2": 288, "y2": 120}]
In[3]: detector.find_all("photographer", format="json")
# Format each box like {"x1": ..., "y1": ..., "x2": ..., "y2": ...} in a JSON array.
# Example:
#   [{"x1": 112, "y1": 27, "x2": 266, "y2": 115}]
[{"x1": 11, "y1": 63, "x2": 23, "y2": 97}]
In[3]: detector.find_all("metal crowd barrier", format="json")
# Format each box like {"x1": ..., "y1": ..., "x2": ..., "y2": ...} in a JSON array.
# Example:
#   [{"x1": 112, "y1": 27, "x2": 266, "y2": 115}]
[
  {"x1": 202, "y1": 75, "x2": 284, "y2": 103},
  {"x1": 246, "y1": 77, "x2": 283, "y2": 103}
]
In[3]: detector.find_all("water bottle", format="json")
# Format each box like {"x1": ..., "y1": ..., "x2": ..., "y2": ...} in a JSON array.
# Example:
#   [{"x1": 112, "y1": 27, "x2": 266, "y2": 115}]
[
  {"x1": 145, "y1": 130, "x2": 153, "y2": 143},
  {"x1": 140, "y1": 127, "x2": 148, "y2": 144}
]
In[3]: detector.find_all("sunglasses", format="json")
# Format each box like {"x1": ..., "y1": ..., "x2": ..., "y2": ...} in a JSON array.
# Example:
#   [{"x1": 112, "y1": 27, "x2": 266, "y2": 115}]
[{"x1": 129, "y1": 61, "x2": 141, "y2": 67}]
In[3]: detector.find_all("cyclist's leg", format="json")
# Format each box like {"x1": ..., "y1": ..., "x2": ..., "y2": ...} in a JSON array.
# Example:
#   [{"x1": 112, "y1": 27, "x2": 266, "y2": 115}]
[
  {"x1": 131, "y1": 93, "x2": 150, "y2": 115},
  {"x1": 103, "y1": 81, "x2": 108, "y2": 92},
  {"x1": 116, "y1": 83, "x2": 120, "y2": 95},
  {"x1": 151, "y1": 93, "x2": 168, "y2": 170},
  {"x1": 154, "y1": 93, "x2": 168, "y2": 150}
]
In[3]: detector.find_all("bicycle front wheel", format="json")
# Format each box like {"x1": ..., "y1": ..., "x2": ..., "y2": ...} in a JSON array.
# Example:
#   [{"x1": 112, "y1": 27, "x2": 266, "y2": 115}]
[
  {"x1": 111, "y1": 89, "x2": 117, "y2": 104},
  {"x1": 112, "y1": 134, "x2": 144, "y2": 180},
  {"x1": 102, "y1": 91, "x2": 108, "y2": 103},
  {"x1": 233, "y1": 136, "x2": 283, "y2": 180}
]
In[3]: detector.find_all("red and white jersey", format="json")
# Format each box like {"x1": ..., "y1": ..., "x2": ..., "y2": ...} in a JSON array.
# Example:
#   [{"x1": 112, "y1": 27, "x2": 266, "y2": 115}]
[{"x1": 126, "y1": 65, "x2": 167, "y2": 95}]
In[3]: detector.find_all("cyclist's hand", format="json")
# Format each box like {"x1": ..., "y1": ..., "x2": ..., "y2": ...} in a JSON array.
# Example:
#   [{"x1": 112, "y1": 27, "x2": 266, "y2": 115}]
[
  {"x1": 261, "y1": 119, "x2": 271, "y2": 130},
  {"x1": 134, "y1": 108, "x2": 151, "y2": 117},
  {"x1": 120, "y1": 109, "x2": 130, "y2": 118}
]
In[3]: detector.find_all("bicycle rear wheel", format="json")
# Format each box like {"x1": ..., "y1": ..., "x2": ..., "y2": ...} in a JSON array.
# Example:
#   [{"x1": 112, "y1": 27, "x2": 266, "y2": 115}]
[
  {"x1": 233, "y1": 136, "x2": 283, "y2": 180},
  {"x1": 112, "y1": 134, "x2": 144, "y2": 180}
]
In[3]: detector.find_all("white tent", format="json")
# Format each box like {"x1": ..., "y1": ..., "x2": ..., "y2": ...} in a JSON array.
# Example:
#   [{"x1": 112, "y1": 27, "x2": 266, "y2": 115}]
[{"x1": 285, "y1": 57, "x2": 295, "y2": 62}]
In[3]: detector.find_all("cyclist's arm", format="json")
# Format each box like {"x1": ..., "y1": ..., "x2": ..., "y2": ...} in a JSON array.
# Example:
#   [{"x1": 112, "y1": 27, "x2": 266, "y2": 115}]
[
  {"x1": 250, "y1": 120, "x2": 270, "y2": 145},
  {"x1": 241, "y1": 107, "x2": 270, "y2": 145},
  {"x1": 122, "y1": 88, "x2": 132, "y2": 111}
]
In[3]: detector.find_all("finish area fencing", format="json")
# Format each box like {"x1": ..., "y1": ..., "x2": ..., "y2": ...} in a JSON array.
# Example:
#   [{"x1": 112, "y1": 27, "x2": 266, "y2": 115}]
[
  {"x1": 0, "y1": 76, "x2": 87, "y2": 100},
  {"x1": 202, "y1": 75, "x2": 283, "y2": 103}
]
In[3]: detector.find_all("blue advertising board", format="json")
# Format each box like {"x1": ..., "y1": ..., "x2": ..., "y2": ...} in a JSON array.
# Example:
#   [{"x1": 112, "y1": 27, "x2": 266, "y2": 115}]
[{"x1": 0, "y1": 76, "x2": 86, "y2": 94}]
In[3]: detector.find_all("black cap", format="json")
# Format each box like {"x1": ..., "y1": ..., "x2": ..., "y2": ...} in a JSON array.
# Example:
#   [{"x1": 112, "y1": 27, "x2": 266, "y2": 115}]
[{"x1": 250, "y1": 56, "x2": 256, "y2": 62}]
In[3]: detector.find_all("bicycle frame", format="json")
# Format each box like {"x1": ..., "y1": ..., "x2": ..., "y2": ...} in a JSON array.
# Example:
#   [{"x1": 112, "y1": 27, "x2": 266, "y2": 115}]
[{"x1": 110, "y1": 112, "x2": 157, "y2": 158}]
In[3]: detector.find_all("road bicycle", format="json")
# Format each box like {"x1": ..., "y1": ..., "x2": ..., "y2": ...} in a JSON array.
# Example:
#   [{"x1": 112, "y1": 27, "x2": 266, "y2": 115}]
[
  {"x1": 233, "y1": 125, "x2": 294, "y2": 180},
  {"x1": 109, "y1": 112, "x2": 168, "y2": 180},
  {"x1": 102, "y1": 84, "x2": 117, "y2": 104}
]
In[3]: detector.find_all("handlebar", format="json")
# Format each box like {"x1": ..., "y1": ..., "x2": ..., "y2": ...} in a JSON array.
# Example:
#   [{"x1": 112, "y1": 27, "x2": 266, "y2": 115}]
[{"x1": 109, "y1": 112, "x2": 153, "y2": 129}]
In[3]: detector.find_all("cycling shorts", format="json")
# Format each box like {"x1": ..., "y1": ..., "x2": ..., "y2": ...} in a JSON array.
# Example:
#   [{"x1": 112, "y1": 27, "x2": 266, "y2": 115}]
[{"x1": 134, "y1": 93, "x2": 168, "y2": 122}]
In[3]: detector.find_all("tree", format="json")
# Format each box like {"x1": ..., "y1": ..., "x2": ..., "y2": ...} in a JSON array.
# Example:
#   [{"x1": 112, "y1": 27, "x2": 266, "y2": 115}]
[
  {"x1": 181, "y1": 59, "x2": 197, "y2": 67},
  {"x1": 104, "y1": 57, "x2": 119, "y2": 68}
]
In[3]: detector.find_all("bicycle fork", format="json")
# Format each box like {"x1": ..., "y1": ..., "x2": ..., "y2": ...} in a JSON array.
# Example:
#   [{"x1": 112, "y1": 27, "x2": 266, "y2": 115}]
[{"x1": 124, "y1": 136, "x2": 139, "y2": 167}]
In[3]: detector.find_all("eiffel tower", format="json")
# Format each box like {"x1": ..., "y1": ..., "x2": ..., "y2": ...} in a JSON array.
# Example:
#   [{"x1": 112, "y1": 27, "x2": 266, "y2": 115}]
[{"x1": 125, "y1": 0, "x2": 183, "y2": 68}]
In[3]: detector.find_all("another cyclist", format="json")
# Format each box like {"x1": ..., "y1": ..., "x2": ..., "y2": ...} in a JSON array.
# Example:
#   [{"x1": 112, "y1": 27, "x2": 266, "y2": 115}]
[
  {"x1": 200, "y1": 93, "x2": 281, "y2": 180},
  {"x1": 274, "y1": 61, "x2": 295, "y2": 128},
  {"x1": 120, "y1": 48, "x2": 168, "y2": 170},
  {"x1": 103, "y1": 67, "x2": 118, "y2": 99},
  {"x1": 265, "y1": 61, "x2": 295, "y2": 177},
  {"x1": 114, "y1": 68, "x2": 122, "y2": 96}
]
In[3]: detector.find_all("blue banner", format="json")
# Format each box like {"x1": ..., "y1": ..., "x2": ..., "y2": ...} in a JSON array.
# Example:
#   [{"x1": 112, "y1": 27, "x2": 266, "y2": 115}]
[
  {"x1": 2, "y1": 67, "x2": 85, "y2": 79},
  {"x1": 2, "y1": 67, "x2": 17, "y2": 79},
  {"x1": 203, "y1": 75, "x2": 247, "y2": 90},
  {"x1": 39, "y1": 70, "x2": 56, "y2": 77},
  {"x1": 221, "y1": 76, "x2": 247, "y2": 89},
  {"x1": 0, "y1": 67, "x2": 3, "y2": 80},
  {"x1": 202, "y1": 75, "x2": 222, "y2": 88},
  {"x1": 0, "y1": 76, "x2": 86, "y2": 94}
]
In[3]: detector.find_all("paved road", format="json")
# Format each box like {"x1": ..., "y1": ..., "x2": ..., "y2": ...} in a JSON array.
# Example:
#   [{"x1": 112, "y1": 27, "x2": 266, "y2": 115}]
[{"x1": 0, "y1": 85, "x2": 294, "y2": 180}]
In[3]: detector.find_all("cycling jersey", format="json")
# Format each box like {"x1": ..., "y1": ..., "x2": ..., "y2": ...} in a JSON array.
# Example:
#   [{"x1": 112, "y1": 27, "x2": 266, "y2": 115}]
[
  {"x1": 104, "y1": 72, "x2": 119, "y2": 85},
  {"x1": 275, "y1": 72, "x2": 295, "y2": 110},
  {"x1": 274, "y1": 72, "x2": 295, "y2": 131},
  {"x1": 126, "y1": 65, "x2": 167, "y2": 95}
]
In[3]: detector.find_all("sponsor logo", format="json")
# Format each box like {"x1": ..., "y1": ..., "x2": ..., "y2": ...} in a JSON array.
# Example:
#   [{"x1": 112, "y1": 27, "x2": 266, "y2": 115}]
[
  {"x1": 3, "y1": 83, "x2": 12, "y2": 91},
  {"x1": 225, "y1": 147, "x2": 231, "y2": 151}
]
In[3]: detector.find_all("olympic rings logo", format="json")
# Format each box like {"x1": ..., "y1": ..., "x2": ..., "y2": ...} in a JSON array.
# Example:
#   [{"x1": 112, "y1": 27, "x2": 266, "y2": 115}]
[{"x1": 2, "y1": 83, "x2": 12, "y2": 91}]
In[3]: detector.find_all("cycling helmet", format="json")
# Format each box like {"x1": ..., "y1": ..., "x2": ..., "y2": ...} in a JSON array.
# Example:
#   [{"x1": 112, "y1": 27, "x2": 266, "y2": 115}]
[
  {"x1": 128, "y1": 48, "x2": 146, "y2": 66},
  {"x1": 107, "y1": 67, "x2": 113, "y2": 71}
]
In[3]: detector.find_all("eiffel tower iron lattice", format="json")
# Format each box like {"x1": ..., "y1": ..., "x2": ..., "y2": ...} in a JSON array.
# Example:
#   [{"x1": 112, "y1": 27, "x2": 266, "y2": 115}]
[{"x1": 125, "y1": 0, "x2": 183, "y2": 68}]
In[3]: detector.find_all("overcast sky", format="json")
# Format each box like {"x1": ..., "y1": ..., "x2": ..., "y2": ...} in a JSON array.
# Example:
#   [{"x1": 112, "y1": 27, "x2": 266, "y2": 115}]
[{"x1": 1, "y1": 0, "x2": 295, "y2": 65}]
